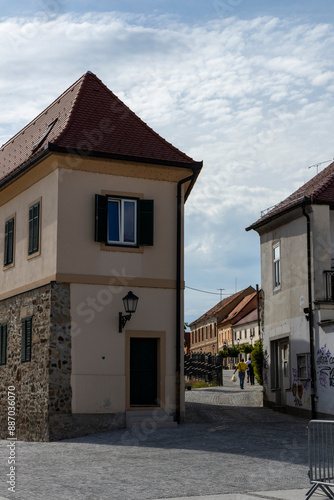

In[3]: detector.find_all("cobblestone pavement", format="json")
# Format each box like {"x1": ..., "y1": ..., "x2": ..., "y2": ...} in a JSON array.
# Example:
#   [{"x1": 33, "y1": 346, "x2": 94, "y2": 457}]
[{"x1": 0, "y1": 372, "x2": 310, "y2": 500}]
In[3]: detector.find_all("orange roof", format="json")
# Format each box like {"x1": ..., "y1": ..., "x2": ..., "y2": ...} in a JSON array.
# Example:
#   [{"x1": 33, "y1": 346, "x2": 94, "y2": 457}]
[
  {"x1": 219, "y1": 292, "x2": 257, "y2": 326},
  {"x1": 0, "y1": 72, "x2": 202, "y2": 188},
  {"x1": 189, "y1": 286, "x2": 255, "y2": 326},
  {"x1": 247, "y1": 160, "x2": 334, "y2": 231},
  {"x1": 233, "y1": 308, "x2": 258, "y2": 326}
]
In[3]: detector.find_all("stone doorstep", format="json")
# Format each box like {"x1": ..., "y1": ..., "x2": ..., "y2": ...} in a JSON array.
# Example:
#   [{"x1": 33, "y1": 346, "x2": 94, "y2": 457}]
[{"x1": 126, "y1": 410, "x2": 178, "y2": 429}]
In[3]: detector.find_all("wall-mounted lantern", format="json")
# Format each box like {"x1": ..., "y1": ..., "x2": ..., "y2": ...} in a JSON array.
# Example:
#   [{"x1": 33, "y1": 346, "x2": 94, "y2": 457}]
[{"x1": 119, "y1": 291, "x2": 139, "y2": 332}]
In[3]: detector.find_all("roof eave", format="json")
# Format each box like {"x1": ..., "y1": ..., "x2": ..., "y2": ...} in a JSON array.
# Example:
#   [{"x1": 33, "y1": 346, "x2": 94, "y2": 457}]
[
  {"x1": 184, "y1": 161, "x2": 202, "y2": 202},
  {"x1": 0, "y1": 147, "x2": 51, "y2": 191},
  {"x1": 245, "y1": 196, "x2": 313, "y2": 233},
  {"x1": 48, "y1": 142, "x2": 202, "y2": 171}
]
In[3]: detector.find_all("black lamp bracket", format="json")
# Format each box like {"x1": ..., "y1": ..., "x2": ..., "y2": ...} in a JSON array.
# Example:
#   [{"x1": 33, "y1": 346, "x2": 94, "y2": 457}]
[{"x1": 119, "y1": 312, "x2": 132, "y2": 333}]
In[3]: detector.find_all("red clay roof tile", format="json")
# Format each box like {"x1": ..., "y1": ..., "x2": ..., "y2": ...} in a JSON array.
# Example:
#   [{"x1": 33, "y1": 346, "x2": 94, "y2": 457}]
[{"x1": 0, "y1": 72, "x2": 200, "y2": 186}]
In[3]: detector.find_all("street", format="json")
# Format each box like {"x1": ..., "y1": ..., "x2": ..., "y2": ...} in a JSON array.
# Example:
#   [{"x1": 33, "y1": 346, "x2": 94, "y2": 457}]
[{"x1": 0, "y1": 371, "x2": 311, "y2": 500}]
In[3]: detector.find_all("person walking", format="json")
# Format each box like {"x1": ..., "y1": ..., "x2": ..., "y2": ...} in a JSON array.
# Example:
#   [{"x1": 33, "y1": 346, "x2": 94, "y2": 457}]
[
  {"x1": 246, "y1": 355, "x2": 255, "y2": 385},
  {"x1": 233, "y1": 358, "x2": 248, "y2": 389}
]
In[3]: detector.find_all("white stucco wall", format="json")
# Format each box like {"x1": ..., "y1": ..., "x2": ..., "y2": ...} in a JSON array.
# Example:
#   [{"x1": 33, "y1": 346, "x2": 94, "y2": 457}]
[{"x1": 260, "y1": 205, "x2": 334, "y2": 417}]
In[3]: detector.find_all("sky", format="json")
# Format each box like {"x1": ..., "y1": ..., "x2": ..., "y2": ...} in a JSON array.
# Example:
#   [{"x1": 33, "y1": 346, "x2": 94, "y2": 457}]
[{"x1": 1, "y1": 0, "x2": 334, "y2": 324}]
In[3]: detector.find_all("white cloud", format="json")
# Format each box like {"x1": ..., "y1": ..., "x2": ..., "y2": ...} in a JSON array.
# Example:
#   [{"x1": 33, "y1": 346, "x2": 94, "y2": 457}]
[{"x1": 1, "y1": 11, "x2": 334, "y2": 322}]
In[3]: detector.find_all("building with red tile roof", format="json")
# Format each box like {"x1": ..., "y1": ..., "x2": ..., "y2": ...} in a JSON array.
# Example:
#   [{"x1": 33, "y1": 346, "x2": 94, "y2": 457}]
[
  {"x1": 218, "y1": 291, "x2": 260, "y2": 352},
  {"x1": 0, "y1": 72, "x2": 202, "y2": 440},
  {"x1": 189, "y1": 286, "x2": 255, "y2": 354},
  {"x1": 0, "y1": 71, "x2": 201, "y2": 194},
  {"x1": 246, "y1": 160, "x2": 334, "y2": 232},
  {"x1": 247, "y1": 163, "x2": 334, "y2": 419}
]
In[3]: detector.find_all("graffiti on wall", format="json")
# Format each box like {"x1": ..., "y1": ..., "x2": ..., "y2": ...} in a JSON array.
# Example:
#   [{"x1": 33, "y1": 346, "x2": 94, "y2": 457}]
[
  {"x1": 316, "y1": 344, "x2": 334, "y2": 389},
  {"x1": 292, "y1": 368, "x2": 310, "y2": 408},
  {"x1": 263, "y1": 349, "x2": 269, "y2": 386}
]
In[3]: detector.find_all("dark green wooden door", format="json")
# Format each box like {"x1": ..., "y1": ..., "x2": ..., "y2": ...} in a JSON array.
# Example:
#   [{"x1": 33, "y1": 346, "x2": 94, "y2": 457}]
[{"x1": 130, "y1": 338, "x2": 158, "y2": 406}]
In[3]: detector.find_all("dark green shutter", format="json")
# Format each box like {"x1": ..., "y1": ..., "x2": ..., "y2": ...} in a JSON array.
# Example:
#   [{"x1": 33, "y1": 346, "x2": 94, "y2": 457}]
[
  {"x1": 26, "y1": 319, "x2": 32, "y2": 362},
  {"x1": 32, "y1": 204, "x2": 39, "y2": 253},
  {"x1": 28, "y1": 203, "x2": 39, "y2": 255},
  {"x1": 21, "y1": 319, "x2": 26, "y2": 362},
  {"x1": 0, "y1": 324, "x2": 7, "y2": 365},
  {"x1": 95, "y1": 195, "x2": 108, "y2": 243},
  {"x1": 138, "y1": 199, "x2": 154, "y2": 246},
  {"x1": 21, "y1": 318, "x2": 32, "y2": 363},
  {"x1": 28, "y1": 206, "x2": 33, "y2": 254},
  {"x1": 4, "y1": 218, "x2": 14, "y2": 266},
  {"x1": 7, "y1": 218, "x2": 14, "y2": 265},
  {"x1": 4, "y1": 220, "x2": 8, "y2": 266}
]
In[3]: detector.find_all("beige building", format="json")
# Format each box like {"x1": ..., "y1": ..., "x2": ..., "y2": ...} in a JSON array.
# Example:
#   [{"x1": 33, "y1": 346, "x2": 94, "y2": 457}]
[
  {"x1": 218, "y1": 291, "x2": 259, "y2": 350},
  {"x1": 189, "y1": 286, "x2": 255, "y2": 354},
  {"x1": 232, "y1": 307, "x2": 260, "y2": 350},
  {"x1": 0, "y1": 72, "x2": 202, "y2": 440},
  {"x1": 247, "y1": 163, "x2": 334, "y2": 418}
]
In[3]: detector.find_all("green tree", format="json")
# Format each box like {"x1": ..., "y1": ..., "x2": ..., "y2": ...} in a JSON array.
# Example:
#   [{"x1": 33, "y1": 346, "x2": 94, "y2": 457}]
[
  {"x1": 219, "y1": 346, "x2": 240, "y2": 358},
  {"x1": 251, "y1": 340, "x2": 264, "y2": 385},
  {"x1": 240, "y1": 344, "x2": 253, "y2": 354}
]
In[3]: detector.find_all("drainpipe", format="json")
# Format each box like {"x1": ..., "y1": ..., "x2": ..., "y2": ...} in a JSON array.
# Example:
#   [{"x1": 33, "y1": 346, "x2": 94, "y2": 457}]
[
  {"x1": 256, "y1": 284, "x2": 261, "y2": 340},
  {"x1": 302, "y1": 204, "x2": 317, "y2": 419},
  {"x1": 176, "y1": 172, "x2": 197, "y2": 424}
]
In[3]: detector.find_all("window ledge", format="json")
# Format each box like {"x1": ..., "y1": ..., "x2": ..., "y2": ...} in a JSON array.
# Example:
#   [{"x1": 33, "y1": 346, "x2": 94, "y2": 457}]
[{"x1": 100, "y1": 243, "x2": 143, "y2": 254}]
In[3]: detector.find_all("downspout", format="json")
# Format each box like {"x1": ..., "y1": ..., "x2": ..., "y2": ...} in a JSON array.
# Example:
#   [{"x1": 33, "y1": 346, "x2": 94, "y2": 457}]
[
  {"x1": 302, "y1": 204, "x2": 317, "y2": 419},
  {"x1": 176, "y1": 172, "x2": 197, "y2": 424},
  {"x1": 256, "y1": 284, "x2": 261, "y2": 340}
]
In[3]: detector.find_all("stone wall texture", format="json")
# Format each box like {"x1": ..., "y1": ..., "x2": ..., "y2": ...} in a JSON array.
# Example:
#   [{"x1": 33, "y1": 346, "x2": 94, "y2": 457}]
[
  {"x1": 0, "y1": 283, "x2": 52, "y2": 441},
  {"x1": 0, "y1": 282, "x2": 125, "y2": 441}
]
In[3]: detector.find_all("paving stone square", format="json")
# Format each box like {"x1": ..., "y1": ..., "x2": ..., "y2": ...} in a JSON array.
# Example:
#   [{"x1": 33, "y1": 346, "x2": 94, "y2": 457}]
[{"x1": 0, "y1": 371, "x2": 311, "y2": 500}]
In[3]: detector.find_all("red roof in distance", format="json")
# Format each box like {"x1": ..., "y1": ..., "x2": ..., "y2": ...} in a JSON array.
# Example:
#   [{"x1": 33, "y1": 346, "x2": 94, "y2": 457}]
[{"x1": 189, "y1": 286, "x2": 255, "y2": 327}]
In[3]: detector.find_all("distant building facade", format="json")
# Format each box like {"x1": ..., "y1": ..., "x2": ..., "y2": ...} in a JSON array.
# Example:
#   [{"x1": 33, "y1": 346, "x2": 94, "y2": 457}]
[{"x1": 189, "y1": 286, "x2": 255, "y2": 354}]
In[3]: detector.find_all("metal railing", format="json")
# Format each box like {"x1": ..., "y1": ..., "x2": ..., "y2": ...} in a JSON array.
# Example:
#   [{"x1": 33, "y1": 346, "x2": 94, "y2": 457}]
[
  {"x1": 184, "y1": 354, "x2": 223, "y2": 386},
  {"x1": 306, "y1": 420, "x2": 334, "y2": 499},
  {"x1": 324, "y1": 271, "x2": 334, "y2": 301}
]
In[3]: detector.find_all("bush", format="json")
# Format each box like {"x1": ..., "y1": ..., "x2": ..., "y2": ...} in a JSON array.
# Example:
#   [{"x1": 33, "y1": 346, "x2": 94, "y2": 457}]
[
  {"x1": 189, "y1": 379, "x2": 219, "y2": 388},
  {"x1": 251, "y1": 340, "x2": 264, "y2": 385}
]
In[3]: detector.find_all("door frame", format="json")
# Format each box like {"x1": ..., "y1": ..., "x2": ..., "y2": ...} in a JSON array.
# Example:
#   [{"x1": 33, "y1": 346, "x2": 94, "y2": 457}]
[{"x1": 125, "y1": 330, "x2": 166, "y2": 411}]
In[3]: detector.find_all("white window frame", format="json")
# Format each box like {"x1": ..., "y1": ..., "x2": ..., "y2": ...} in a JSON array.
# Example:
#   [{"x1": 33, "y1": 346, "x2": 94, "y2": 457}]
[
  {"x1": 297, "y1": 353, "x2": 310, "y2": 381},
  {"x1": 273, "y1": 242, "x2": 281, "y2": 290},
  {"x1": 107, "y1": 198, "x2": 137, "y2": 246}
]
